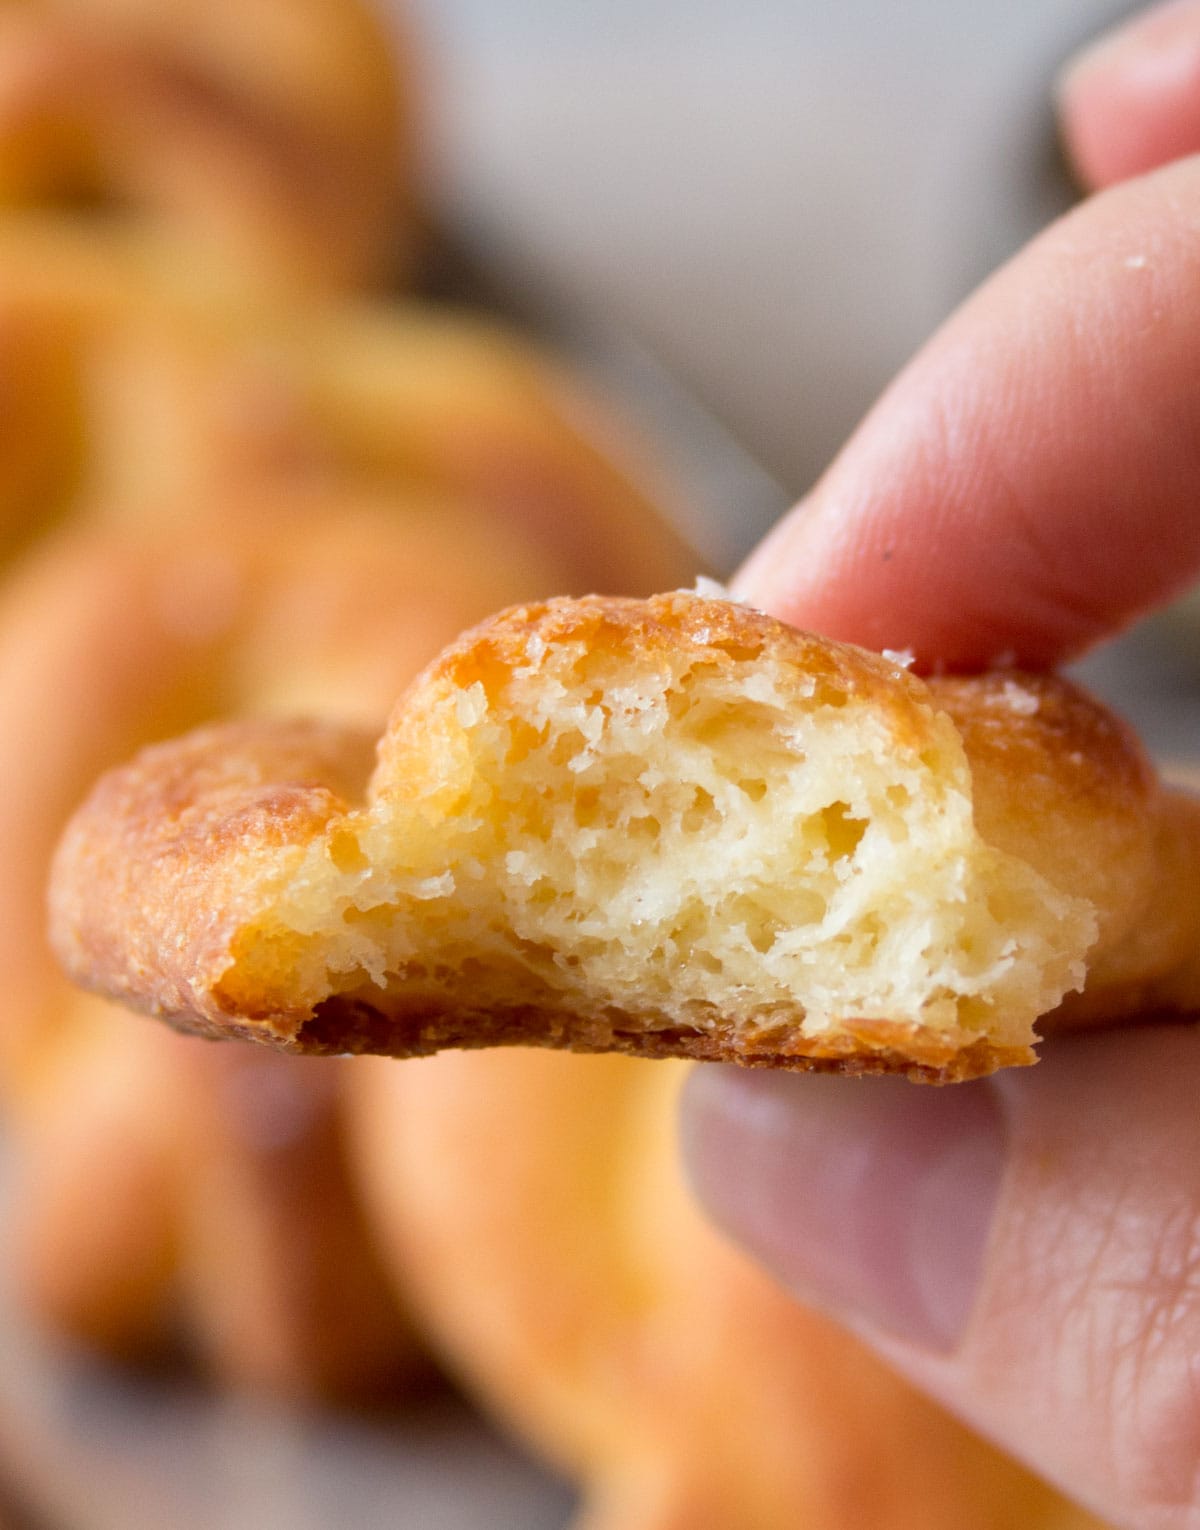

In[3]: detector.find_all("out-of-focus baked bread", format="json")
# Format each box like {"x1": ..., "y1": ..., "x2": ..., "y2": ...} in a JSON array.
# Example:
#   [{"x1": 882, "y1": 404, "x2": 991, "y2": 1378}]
[
  {"x1": 0, "y1": 0, "x2": 414, "y2": 287},
  {"x1": 346, "y1": 1046, "x2": 1110, "y2": 1529},
  {"x1": 51, "y1": 590, "x2": 1200, "y2": 1082},
  {"x1": 0, "y1": 215, "x2": 693, "y2": 591},
  {"x1": 13, "y1": 1001, "x2": 417, "y2": 1397}
]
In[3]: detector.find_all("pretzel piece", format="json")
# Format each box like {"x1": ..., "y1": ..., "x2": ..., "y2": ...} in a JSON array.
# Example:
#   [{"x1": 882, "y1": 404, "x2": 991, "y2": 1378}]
[{"x1": 50, "y1": 591, "x2": 1200, "y2": 1082}]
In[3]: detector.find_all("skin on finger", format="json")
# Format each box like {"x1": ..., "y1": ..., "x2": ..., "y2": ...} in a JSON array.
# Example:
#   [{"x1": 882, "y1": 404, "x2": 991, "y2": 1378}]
[
  {"x1": 684, "y1": 1027, "x2": 1200, "y2": 1529},
  {"x1": 1059, "y1": 0, "x2": 1200, "y2": 190},
  {"x1": 735, "y1": 154, "x2": 1200, "y2": 670}
]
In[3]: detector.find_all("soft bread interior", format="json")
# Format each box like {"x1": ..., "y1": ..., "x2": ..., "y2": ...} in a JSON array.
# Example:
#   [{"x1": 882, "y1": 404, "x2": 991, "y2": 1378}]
[{"x1": 215, "y1": 594, "x2": 1097, "y2": 1065}]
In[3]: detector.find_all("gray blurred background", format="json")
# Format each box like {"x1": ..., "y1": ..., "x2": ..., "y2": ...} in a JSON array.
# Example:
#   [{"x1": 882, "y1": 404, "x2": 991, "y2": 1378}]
[{"x1": 408, "y1": 0, "x2": 1136, "y2": 555}]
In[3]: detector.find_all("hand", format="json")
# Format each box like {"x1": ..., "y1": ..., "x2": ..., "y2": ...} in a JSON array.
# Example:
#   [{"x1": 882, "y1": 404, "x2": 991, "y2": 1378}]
[{"x1": 681, "y1": 6, "x2": 1200, "y2": 1526}]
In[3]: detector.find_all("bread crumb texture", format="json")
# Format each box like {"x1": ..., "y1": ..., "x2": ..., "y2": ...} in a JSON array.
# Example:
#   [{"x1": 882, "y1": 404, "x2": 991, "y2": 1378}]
[{"x1": 53, "y1": 592, "x2": 1199, "y2": 1081}]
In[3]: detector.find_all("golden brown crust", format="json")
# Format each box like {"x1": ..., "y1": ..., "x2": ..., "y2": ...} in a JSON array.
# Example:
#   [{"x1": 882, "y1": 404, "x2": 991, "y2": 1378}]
[
  {"x1": 373, "y1": 590, "x2": 947, "y2": 819},
  {"x1": 52, "y1": 717, "x2": 374, "y2": 1034},
  {"x1": 51, "y1": 592, "x2": 1200, "y2": 1082},
  {"x1": 425, "y1": 590, "x2": 939, "y2": 728}
]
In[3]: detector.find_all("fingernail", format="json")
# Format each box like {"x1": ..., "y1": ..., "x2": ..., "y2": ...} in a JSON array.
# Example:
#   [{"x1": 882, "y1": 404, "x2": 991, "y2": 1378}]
[
  {"x1": 1058, "y1": 1, "x2": 1200, "y2": 100},
  {"x1": 680, "y1": 1067, "x2": 1007, "y2": 1351}
]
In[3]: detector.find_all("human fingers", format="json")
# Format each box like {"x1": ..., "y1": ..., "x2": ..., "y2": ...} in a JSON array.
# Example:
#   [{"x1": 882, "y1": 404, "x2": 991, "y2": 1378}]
[
  {"x1": 1060, "y1": 1, "x2": 1200, "y2": 190},
  {"x1": 734, "y1": 153, "x2": 1200, "y2": 670},
  {"x1": 683, "y1": 1027, "x2": 1200, "y2": 1529}
]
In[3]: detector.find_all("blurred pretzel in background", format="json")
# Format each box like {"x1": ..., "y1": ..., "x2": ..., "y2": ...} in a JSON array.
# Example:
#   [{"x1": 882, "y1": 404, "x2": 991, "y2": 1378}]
[
  {"x1": 0, "y1": 214, "x2": 694, "y2": 577},
  {"x1": 0, "y1": 0, "x2": 416, "y2": 287},
  {"x1": 0, "y1": 0, "x2": 695, "y2": 1394}
]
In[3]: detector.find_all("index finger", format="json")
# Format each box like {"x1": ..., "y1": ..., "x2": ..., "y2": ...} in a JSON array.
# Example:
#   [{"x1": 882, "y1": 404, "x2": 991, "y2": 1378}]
[{"x1": 737, "y1": 155, "x2": 1200, "y2": 670}]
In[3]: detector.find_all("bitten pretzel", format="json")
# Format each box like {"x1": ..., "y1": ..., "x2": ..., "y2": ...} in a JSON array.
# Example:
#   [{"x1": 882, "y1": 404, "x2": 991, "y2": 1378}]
[{"x1": 50, "y1": 590, "x2": 1200, "y2": 1082}]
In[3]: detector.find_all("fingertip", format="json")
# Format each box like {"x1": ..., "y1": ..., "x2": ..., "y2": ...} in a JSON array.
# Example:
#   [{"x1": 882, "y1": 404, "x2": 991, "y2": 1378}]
[{"x1": 1058, "y1": 0, "x2": 1200, "y2": 188}]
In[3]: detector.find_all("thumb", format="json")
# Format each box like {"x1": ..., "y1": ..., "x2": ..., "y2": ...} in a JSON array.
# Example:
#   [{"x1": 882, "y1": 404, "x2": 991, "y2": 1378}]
[{"x1": 682, "y1": 1029, "x2": 1200, "y2": 1527}]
